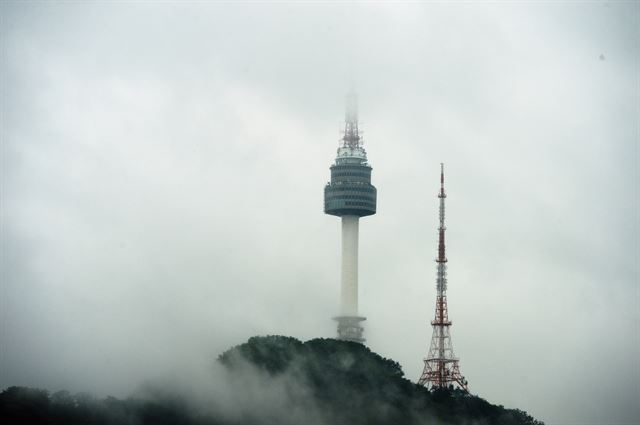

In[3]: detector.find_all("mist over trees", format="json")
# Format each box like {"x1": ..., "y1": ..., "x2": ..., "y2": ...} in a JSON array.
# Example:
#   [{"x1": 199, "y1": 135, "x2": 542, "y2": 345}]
[{"x1": 1, "y1": 336, "x2": 543, "y2": 425}]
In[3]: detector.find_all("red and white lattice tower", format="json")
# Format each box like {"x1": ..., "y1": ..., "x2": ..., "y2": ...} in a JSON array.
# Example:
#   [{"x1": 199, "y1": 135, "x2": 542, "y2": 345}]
[{"x1": 417, "y1": 164, "x2": 469, "y2": 392}]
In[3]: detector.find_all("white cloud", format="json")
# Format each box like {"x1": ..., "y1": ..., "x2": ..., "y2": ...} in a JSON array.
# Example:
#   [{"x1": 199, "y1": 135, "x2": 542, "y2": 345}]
[{"x1": 1, "y1": 2, "x2": 638, "y2": 423}]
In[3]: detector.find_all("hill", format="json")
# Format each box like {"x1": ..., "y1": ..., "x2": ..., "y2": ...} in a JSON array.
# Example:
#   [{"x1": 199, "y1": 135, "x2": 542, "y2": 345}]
[
  {"x1": 1, "y1": 336, "x2": 543, "y2": 425},
  {"x1": 219, "y1": 336, "x2": 543, "y2": 425}
]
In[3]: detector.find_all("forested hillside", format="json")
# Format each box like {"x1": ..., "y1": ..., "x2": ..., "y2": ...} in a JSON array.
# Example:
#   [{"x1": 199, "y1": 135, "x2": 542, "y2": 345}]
[{"x1": 1, "y1": 336, "x2": 543, "y2": 425}]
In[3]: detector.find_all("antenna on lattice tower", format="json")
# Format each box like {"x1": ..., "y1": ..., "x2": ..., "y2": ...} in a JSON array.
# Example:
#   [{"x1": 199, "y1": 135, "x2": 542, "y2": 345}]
[{"x1": 417, "y1": 163, "x2": 468, "y2": 392}]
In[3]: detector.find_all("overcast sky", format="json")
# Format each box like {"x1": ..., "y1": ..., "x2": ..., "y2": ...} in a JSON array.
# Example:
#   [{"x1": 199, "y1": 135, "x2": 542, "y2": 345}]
[{"x1": 1, "y1": 2, "x2": 638, "y2": 424}]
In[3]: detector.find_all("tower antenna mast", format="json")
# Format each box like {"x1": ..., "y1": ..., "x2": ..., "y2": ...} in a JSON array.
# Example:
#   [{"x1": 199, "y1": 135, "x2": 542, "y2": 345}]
[{"x1": 418, "y1": 164, "x2": 468, "y2": 391}]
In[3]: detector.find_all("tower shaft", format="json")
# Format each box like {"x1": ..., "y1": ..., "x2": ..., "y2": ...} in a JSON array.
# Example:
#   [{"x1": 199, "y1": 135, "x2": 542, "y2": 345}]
[
  {"x1": 418, "y1": 164, "x2": 468, "y2": 392},
  {"x1": 341, "y1": 215, "x2": 359, "y2": 316}
]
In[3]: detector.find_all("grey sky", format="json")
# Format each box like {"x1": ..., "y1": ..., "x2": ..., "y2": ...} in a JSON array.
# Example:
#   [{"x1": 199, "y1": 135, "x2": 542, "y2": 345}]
[{"x1": 1, "y1": 2, "x2": 638, "y2": 424}]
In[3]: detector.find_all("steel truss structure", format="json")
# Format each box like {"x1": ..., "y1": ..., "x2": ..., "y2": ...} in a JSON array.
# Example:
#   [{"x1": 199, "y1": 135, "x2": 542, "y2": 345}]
[{"x1": 418, "y1": 164, "x2": 468, "y2": 392}]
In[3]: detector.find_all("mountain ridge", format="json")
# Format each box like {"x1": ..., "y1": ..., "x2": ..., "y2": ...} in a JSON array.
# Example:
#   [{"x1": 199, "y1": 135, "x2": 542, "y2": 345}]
[{"x1": 0, "y1": 335, "x2": 543, "y2": 425}]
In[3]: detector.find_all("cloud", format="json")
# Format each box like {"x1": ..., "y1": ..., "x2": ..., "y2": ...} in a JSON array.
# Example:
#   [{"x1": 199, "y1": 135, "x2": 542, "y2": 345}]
[{"x1": 1, "y1": 2, "x2": 638, "y2": 424}]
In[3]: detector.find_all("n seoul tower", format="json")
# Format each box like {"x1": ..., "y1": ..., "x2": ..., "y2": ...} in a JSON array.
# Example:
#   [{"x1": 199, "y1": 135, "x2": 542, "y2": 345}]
[{"x1": 324, "y1": 93, "x2": 377, "y2": 343}]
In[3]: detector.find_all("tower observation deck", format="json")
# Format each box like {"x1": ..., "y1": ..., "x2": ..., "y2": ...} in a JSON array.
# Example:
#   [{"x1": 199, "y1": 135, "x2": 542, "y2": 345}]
[{"x1": 324, "y1": 92, "x2": 377, "y2": 343}]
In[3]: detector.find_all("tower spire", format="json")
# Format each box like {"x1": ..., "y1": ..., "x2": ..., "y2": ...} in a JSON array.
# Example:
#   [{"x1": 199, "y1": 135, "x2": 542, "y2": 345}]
[
  {"x1": 437, "y1": 163, "x2": 447, "y2": 267},
  {"x1": 440, "y1": 163, "x2": 445, "y2": 197},
  {"x1": 418, "y1": 164, "x2": 468, "y2": 392},
  {"x1": 342, "y1": 91, "x2": 361, "y2": 149}
]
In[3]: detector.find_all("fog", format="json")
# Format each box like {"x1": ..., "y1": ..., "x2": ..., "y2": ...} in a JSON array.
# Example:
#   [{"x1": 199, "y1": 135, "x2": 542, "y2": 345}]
[{"x1": 1, "y1": 2, "x2": 638, "y2": 424}]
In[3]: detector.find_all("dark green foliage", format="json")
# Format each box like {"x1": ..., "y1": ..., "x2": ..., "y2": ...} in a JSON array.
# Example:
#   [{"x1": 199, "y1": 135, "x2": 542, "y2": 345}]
[
  {"x1": 219, "y1": 335, "x2": 306, "y2": 374},
  {"x1": 0, "y1": 386, "x2": 223, "y2": 425},
  {"x1": 0, "y1": 336, "x2": 544, "y2": 425},
  {"x1": 219, "y1": 335, "x2": 544, "y2": 425},
  {"x1": 0, "y1": 387, "x2": 51, "y2": 424}
]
